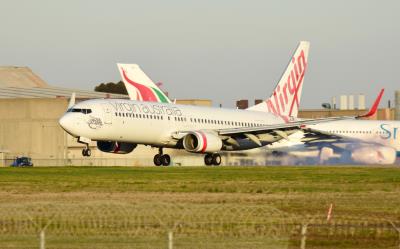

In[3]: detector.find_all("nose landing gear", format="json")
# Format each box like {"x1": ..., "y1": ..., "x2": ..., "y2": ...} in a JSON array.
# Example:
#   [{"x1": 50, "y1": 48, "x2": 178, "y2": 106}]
[
  {"x1": 204, "y1": 153, "x2": 221, "y2": 166},
  {"x1": 78, "y1": 137, "x2": 92, "y2": 157},
  {"x1": 153, "y1": 148, "x2": 171, "y2": 166},
  {"x1": 82, "y1": 147, "x2": 91, "y2": 157}
]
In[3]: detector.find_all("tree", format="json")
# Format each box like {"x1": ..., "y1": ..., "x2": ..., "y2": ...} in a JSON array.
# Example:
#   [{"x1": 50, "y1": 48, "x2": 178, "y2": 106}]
[{"x1": 94, "y1": 81, "x2": 128, "y2": 95}]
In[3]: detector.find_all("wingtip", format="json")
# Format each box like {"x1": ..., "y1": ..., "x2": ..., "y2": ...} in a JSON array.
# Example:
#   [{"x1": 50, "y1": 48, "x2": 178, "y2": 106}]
[{"x1": 357, "y1": 88, "x2": 384, "y2": 118}]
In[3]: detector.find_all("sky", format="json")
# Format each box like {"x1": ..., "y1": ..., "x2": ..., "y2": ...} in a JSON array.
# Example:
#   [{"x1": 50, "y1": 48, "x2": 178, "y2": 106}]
[{"x1": 1, "y1": 0, "x2": 399, "y2": 108}]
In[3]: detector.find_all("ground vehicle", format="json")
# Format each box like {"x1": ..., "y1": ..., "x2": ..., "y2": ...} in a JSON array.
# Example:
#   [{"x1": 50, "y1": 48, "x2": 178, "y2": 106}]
[{"x1": 11, "y1": 157, "x2": 33, "y2": 167}]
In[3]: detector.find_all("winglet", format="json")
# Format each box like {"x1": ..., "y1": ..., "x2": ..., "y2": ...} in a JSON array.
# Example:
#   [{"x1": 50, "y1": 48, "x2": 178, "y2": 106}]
[
  {"x1": 357, "y1": 88, "x2": 384, "y2": 118},
  {"x1": 67, "y1": 92, "x2": 76, "y2": 110}
]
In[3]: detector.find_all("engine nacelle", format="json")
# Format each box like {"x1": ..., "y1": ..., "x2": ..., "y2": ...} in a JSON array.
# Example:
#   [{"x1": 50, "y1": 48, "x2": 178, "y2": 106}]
[
  {"x1": 97, "y1": 141, "x2": 137, "y2": 154},
  {"x1": 351, "y1": 145, "x2": 396, "y2": 165},
  {"x1": 183, "y1": 131, "x2": 222, "y2": 153}
]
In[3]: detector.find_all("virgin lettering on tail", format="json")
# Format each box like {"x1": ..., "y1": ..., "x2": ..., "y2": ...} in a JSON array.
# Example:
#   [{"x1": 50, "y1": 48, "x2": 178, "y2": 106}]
[
  {"x1": 247, "y1": 41, "x2": 310, "y2": 121},
  {"x1": 117, "y1": 63, "x2": 171, "y2": 103}
]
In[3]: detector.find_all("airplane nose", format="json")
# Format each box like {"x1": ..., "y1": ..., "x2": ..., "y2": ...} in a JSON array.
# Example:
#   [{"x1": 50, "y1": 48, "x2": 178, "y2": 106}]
[{"x1": 59, "y1": 114, "x2": 73, "y2": 133}]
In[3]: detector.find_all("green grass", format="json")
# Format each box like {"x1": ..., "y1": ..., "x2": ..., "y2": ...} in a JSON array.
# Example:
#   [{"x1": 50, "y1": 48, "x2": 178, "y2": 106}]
[
  {"x1": 1, "y1": 166, "x2": 399, "y2": 193},
  {"x1": 0, "y1": 166, "x2": 399, "y2": 248}
]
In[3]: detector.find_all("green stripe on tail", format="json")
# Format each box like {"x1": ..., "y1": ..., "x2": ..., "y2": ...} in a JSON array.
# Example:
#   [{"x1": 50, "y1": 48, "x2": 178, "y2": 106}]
[{"x1": 151, "y1": 87, "x2": 170, "y2": 103}]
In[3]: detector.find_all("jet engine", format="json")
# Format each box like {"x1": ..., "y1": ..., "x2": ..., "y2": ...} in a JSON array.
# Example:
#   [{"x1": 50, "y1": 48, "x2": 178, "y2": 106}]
[
  {"x1": 183, "y1": 131, "x2": 223, "y2": 153},
  {"x1": 97, "y1": 141, "x2": 137, "y2": 154}
]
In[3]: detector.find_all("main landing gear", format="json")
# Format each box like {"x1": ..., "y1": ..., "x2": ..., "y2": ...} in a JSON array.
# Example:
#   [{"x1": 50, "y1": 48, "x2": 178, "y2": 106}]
[
  {"x1": 153, "y1": 148, "x2": 171, "y2": 166},
  {"x1": 204, "y1": 153, "x2": 221, "y2": 166}
]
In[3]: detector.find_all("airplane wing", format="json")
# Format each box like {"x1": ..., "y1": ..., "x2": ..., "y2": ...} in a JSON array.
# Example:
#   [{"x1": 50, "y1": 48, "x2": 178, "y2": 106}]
[
  {"x1": 171, "y1": 116, "x2": 355, "y2": 148},
  {"x1": 215, "y1": 116, "x2": 356, "y2": 146},
  {"x1": 172, "y1": 88, "x2": 384, "y2": 148}
]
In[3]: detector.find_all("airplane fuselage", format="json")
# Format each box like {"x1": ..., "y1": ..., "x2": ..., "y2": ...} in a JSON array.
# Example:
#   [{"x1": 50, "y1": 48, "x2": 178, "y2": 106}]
[
  {"x1": 59, "y1": 98, "x2": 286, "y2": 150},
  {"x1": 307, "y1": 120, "x2": 400, "y2": 153}
]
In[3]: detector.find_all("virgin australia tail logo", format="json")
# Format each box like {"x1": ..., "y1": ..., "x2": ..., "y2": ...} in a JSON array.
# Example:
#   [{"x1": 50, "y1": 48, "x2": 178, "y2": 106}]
[{"x1": 266, "y1": 50, "x2": 307, "y2": 117}]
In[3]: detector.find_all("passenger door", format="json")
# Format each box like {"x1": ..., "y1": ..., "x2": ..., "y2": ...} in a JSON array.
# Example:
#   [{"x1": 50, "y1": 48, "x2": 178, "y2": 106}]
[{"x1": 101, "y1": 104, "x2": 113, "y2": 125}]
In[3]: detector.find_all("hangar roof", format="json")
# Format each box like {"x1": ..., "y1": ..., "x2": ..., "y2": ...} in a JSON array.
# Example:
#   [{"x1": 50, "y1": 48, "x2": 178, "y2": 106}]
[
  {"x1": 0, "y1": 66, "x2": 49, "y2": 88},
  {"x1": 0, "y1": 86, "x2": 128, "y2": 99}
]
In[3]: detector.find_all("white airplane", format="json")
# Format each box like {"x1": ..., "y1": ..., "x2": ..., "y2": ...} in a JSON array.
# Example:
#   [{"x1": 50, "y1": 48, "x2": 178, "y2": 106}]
[
  {"x1": 267, "y1": 89, "x2": 399, "y2": 164},
  {"x1": 60, "y1": 41, "x2": 357, "y2": 166}
]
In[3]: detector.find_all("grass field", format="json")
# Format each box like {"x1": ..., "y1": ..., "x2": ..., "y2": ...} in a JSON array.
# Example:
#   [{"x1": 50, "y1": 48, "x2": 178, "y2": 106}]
[{"x1": 0, "y1": 166, "x2": 399, "y2": 248}]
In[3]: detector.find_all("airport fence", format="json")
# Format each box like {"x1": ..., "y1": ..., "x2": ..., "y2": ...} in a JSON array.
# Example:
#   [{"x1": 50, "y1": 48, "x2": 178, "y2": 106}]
[{"x1": 0, "y1": 202, "x2": 399, "y2": 249}]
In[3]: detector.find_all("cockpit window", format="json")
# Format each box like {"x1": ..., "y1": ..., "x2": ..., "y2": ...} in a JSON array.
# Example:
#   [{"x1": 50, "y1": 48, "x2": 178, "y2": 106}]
[{"x1": 68, "y1": 108, "x2": 92, "y2": 114}]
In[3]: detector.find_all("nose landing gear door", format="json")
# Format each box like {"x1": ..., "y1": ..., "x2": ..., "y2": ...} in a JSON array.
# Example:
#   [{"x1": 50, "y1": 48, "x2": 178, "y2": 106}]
[{"x1": 101, "y1": 104, "x2": 113, "y2": 125}]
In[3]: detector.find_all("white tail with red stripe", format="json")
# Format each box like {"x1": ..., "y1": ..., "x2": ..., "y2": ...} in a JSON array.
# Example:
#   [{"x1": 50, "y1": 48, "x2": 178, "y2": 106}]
[{"x1": 247, "y1": 41, "x2": 310, "y2": 120}]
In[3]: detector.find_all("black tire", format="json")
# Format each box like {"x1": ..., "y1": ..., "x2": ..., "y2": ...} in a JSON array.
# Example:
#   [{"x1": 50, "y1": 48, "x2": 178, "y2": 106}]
[
  {"x1": 86, "y1": 149, "x2": 91, "y2": 157},
  {"x1": 204, "y1": 154, "x2": 213, "y2": 166},
  {"x1": 153, "y1": 154, "x2": 162, "y2": 166},
  {"x1": 82, "y1": 149, "x2": 87, "y2": 157},
  {"x1": 161, "y1": 154, "x2": 171, "y2": 166},
  {"x1": 212, "y1": 154, "x2": 221, "y2": 166}
]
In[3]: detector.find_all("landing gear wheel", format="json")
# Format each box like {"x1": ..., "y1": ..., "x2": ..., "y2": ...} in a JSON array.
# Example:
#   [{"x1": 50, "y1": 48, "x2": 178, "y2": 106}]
[
  {"x1": 161, "y1": 154, "x2": 171, "y2": 166},
  {"x1": 212, "y1": 153, "x2": 221, "y2": 166},
  {"x1": 204, "y1": 154, "x2": 213, "y2": 166},
  {"x1": 153, "y1": 154, "x2": 162, "y2": 166},
  {"x1": 82, "y1": 148, "x2": 91, "y2": 157}
]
